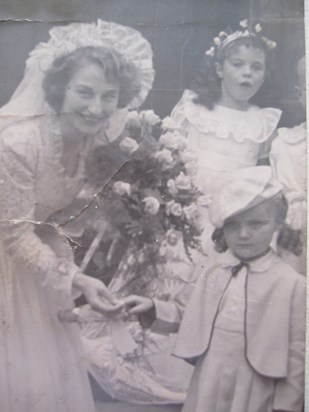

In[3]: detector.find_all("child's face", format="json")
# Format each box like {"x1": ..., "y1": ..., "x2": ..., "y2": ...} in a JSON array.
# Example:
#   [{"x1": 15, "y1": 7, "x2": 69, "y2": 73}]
[
  {"x1": 217, "y1": 45, "x2": 266, "y2": 109},
  {"x1": 223, "y1": 201, "x2": 280, "y2": 260}
]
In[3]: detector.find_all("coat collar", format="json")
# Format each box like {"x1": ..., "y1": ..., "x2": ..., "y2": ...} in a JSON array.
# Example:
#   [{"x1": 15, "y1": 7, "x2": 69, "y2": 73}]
[{"x1": 215, "y1": 249, "x2": 280, "y2": 273}]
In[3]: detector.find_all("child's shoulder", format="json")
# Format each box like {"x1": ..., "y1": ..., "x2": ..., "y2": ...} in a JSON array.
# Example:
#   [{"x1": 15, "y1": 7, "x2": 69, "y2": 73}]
[
  {"x1": 174, "y1": 90, "x2": 281, "y2": 143},
  {"x1": 272, "y1": 255, "x2": 305, "y2": 284},
  {"x1": 273, "y1": 123, "x2": 306, "y2": 149}
]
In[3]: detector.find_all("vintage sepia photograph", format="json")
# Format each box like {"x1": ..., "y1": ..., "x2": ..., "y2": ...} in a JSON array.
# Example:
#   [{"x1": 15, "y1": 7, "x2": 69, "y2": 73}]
[{"x1": 0, "y1": 1, "x2": 306, "y2": 411}]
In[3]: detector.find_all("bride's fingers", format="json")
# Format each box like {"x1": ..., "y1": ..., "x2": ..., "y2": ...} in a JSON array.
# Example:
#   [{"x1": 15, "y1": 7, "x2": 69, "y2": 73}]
[
  {"x1": 90, "y1": 299, "x2": 124, "y2": 314},
  {"x1": 97, "y1": 286, "x2": 119, "y2": 305},
  {"x1": 121, "y1": 295, "x2": 140, "y2": 307},
  {"x1": 127, "y1": 305, "x2": 144, "y2": 315}
]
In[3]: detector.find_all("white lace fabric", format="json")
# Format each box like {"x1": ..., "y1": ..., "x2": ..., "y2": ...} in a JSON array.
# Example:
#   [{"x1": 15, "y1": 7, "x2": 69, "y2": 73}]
[{"x1": 0, "y1": 116, "x2": 85, "y2": 297}]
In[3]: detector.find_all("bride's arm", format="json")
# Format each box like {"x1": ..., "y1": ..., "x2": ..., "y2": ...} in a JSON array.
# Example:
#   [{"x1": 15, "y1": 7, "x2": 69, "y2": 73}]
[{"x1": 0, "y1": 121, "x2": 119, "y2": 312}]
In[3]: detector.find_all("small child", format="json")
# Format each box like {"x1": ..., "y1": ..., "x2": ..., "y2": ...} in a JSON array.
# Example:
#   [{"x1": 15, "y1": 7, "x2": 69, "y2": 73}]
[
  {"x1": 124, "y1": 166, "x2": 305, "y2": 412},
  {"x1": 171, "y1": 20, "x2": 281, "y2": 201},
  {"x1": 270, "y1": 55, "x2": 306, "y2": 273}
]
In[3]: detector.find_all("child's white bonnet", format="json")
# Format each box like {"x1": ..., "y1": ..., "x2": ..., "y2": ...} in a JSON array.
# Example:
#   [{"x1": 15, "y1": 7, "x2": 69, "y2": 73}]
[{"x1": 209, "y1": 166, "x2": 283, "y2": 228}]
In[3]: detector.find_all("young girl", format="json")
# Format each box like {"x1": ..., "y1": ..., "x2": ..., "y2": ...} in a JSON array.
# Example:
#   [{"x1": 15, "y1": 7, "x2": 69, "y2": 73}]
[
  {"x1": 270, "y1": 55, "x2": 306, "y2": 273},
  {"x1": 124, "y1": 166, "x2": 305, "y2": 412},
  {"x1": 172, "y1": 20, "x2": 281, "y2": 205}
]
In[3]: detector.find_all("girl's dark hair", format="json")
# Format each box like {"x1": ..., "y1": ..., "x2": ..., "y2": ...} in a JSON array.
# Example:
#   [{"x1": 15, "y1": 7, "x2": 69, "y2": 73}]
[
  {"x1": 212, "y1": 194, "x2": 303, "y2": 256},
  {"x1": 42, "y1": 46, "x2": 141, "y2": 113},
  {"x1": 192, "y1": 36, "x2": 270, "y2": 110}
]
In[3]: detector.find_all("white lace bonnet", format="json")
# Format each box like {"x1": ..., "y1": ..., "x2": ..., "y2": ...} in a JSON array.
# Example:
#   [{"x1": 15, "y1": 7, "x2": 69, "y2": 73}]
[{"x1": 0, "y1": 20, "x2": 155, "y2": 123}]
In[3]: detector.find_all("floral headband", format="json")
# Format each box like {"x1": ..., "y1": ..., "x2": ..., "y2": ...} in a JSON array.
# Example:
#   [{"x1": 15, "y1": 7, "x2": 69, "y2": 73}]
[{"x1": 205, "y1": 19, "x2": 277, "y2": 58}]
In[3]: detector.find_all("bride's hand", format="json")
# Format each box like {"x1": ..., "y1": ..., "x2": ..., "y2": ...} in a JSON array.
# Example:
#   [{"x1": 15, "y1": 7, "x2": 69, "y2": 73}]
[
  {"x1": 121, "y1": 295, "x2": 154, "y2": 315},
  {"x1": 73, "y1": 272, "x2": 123, "y2": 314}
]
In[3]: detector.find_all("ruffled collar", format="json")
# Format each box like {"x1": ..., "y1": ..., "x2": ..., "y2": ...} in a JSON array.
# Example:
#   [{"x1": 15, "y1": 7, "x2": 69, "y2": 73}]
[
  {"x1": 183, "y1": 90, "x2": 282, "y2": 143},
  {"x1": 277, "y1": 122, "x2": 306, "y2": 145},
  {"x1": 215, "y1": 249, "x2": 279, "y2": 273}
]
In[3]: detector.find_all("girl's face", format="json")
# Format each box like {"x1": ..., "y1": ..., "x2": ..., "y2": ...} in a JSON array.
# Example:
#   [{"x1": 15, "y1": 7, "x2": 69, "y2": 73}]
[
  {"x1": 223, "y1": 200, "x2": 281, "y2": 260},
  {"x1": 217, "y1": 45, "x2": 266, "y2": 110},
  {"x1": 61, "y1": 62, "x2": 119, "y2": 137}
]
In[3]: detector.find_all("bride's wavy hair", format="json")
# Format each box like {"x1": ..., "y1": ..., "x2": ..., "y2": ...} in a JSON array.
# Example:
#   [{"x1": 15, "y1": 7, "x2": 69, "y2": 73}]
[
  {"x1": 191, "y1": 36, "x2": 271, "y2": 110},
  {"x1": 212, "y1": 194, "x2": 303, "y2": 256},
  {"x1": 42, "y1": 46, "x2": 141, "y2": 113}
]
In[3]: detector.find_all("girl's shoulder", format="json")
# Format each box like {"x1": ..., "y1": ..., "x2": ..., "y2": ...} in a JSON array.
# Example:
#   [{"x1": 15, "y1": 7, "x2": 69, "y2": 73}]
[
  {"x1": 274, "y1": 122, "x2": 306, "y2": 147},
  {"x1": 173, "y1": 90, "x2": 282, "y2": 144}
]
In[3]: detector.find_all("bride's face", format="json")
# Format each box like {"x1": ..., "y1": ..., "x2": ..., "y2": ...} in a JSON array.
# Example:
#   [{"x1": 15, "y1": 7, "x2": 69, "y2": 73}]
[{"x1": 61, "y1": 62, "x2": 120, "y2": 137}]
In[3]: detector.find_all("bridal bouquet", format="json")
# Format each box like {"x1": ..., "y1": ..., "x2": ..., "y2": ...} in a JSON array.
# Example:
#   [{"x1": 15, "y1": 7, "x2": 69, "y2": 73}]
[{"x1": 85, "y1": 110, "x2": 205, "y2": 290}]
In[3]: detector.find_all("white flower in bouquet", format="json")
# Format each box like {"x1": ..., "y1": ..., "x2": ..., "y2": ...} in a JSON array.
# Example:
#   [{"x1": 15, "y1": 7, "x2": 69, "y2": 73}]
[
  {"x1": 167, "y1": 179, "x2": 178, "y2": 196},
  {"x1": 166, "y1": 228, "x2": 181, "y2": 246},
  {"x1": 159, "y1": 132, "x2": 187, "y2": 151},
  {"x1": 153, "y1": 148, "x2": 174, "y2": 166},
  {"x1": 120, "y1": 137, "x2": 139, "y2": 155},
  {"x1": 180, "y1": 150, "x2": 198, "y2": 176},
  {"x1": 112, "y1": 181, "x2": 131, "y2": 196},
  {"x1": 183, "y1": 204, "x2": 200, "y2": 222},
  {"x1": 239, "y1": 19, "x2": 248, "y2": 28},
  {"x1": 184, "y1": 162, "x2": 198, "y2": 177},
  {"x1": 179, "y1": 150, "x2": 197, "y2": 164},
  {"x1": 197, "y1": 195, "x2": 210, "y2": 207},
  {"x1": 126, "y1": 252, "x2": 146, "y2": 267},
  {"x1": 126, "y1": 110, "x2": 141, "y2": 128},
  {"x1": 161, "y1": 116, "x2": 179, "y2": 131},
  {"x1": 174, "y1": 171, "x2": 192, "y2": 191},
  {"x1": 140, "y1": 110, "x2": 161, "y2": 126},
  {"x1": 213, "y1": 36, "x2": 221, "y2": 46},
  {"x1": 166, "y1": 200, "x2": 183, "y2": 217},
  {"x1": 142, "y1": 196, "x2": 160, "y2": 215},
  {"x1": 255, "y1": 23, "x2": 262, "y2": 33}
]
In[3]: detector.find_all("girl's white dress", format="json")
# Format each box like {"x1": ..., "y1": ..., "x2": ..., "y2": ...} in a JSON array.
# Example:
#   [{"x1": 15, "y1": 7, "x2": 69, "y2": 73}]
[
  {"x1": 0, "y1": 117, "x2": 97, "y2": 412},
  {"x1": 171, "y1": 90, "x2": 282, "y2": 251},
  {"x1": 172, "y1": 90, "x2": 282, "y2": 199},
  {"x1": 270, "y1": 123, "x2": 306, "y2": 274},
  {"x1": 270, "y1": 123, "x2": 306, "y2": 231}
]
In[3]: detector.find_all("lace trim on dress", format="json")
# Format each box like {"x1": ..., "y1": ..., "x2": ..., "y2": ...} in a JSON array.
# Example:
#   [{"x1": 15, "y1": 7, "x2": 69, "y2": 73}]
[
  {"x1": 41, "y1": 116, "x2": 86, "y2": 183},
  {"x1": 179, "y1": 90, "x2": 282, "y2": 144}
]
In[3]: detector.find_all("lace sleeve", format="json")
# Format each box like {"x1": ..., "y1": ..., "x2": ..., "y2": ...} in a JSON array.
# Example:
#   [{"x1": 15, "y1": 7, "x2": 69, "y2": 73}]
[{"x1": 0, "y1": 121, "x2": 79, "y2": 293}]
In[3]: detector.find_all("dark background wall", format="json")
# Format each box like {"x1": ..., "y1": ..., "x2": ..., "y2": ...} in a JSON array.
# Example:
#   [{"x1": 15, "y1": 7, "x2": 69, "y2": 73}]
[{"x1": 0, "y1": 0, "x2": 305, "y2": 121}]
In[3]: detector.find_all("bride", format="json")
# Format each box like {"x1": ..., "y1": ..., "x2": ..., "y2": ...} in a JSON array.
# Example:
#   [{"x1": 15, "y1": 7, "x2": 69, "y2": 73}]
[{"x1": 0, "y1": 19, "x2": 154, "y2": 411}]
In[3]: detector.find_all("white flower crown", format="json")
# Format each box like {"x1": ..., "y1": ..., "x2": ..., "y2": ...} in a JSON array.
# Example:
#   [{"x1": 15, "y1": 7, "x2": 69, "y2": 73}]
[{"x1": 205, "y1": 19, "x2": 277, "y2": 58}]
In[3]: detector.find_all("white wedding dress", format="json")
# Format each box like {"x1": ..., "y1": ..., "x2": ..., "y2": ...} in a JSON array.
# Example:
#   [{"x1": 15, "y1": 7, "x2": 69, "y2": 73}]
[{"x1": 0, "y1": 117, "x2": 96, "y2": 412}]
